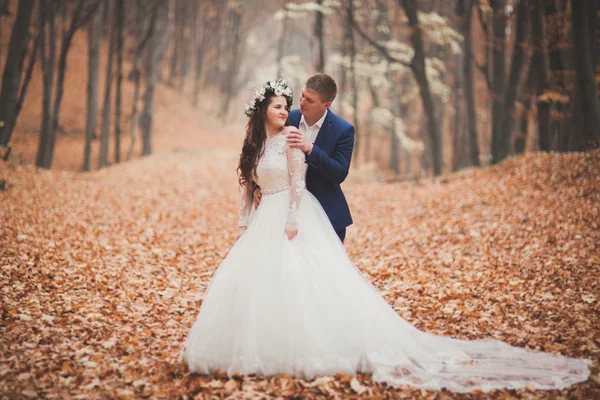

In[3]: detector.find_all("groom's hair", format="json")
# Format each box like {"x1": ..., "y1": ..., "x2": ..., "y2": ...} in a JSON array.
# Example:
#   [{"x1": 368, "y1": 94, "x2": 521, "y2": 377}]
[{"x1": 305, "y1": 73, "x2": 337, "y2": 103}]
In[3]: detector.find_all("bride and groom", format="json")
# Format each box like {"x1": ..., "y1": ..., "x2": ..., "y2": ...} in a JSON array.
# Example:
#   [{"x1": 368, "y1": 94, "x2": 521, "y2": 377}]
[{"x1": 178, "y1": 73, "x2": 591, "y2": 392}]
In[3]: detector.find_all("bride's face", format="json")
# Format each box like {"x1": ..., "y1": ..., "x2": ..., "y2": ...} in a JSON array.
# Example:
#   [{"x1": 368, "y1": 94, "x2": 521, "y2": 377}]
[{"x1": 265, "y1": 96, "x2": 289, "y2": 129}]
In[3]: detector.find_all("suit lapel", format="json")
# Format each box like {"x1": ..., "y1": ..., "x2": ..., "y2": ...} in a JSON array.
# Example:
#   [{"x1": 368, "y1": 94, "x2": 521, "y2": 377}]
[{"x1": 314, "y1": 110, "x2": 333, "y2": 149}]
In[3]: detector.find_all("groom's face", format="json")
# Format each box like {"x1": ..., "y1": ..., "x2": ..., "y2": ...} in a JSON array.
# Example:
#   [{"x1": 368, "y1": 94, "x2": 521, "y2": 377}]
[{"x1": 299, "y1": 88, "x2": 331, "y2": 122}]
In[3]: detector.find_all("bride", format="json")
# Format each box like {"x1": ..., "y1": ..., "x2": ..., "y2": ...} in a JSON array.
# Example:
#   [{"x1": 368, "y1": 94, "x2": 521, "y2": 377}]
[{"x1": 177, "y1": 79, "x2": 591, "y2": 393}]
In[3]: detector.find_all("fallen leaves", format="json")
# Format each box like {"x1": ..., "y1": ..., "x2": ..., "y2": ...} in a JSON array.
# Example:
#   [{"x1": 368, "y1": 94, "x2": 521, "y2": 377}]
[{"x1": 1, "y1": 149, "x2": 599, "y2": 399}]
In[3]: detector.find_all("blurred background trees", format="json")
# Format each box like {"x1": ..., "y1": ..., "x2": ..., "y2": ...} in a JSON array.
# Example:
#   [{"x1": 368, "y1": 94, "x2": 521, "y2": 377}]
[{"x1": 0, "y1": 0, "x2": 598, "y2": 175}]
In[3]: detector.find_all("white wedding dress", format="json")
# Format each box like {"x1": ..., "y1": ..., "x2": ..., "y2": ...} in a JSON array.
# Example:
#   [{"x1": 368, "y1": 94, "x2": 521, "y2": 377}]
[{"x1": 178, "y1": 133, "x2": 591, "y2": 393}]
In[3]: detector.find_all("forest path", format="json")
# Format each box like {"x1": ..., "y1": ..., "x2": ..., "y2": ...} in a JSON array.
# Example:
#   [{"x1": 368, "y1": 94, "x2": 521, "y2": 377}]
[{"x1": 1, "y1": 149, "x2": 599, "y2": 399}]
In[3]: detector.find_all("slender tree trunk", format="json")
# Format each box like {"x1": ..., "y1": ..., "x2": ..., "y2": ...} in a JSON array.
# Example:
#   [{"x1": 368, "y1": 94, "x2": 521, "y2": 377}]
[
  {"x1": 114, "y1": 0, "x2": 124, "y2": 164},
  {"x1": 276, "y1": 0, "x2": 288, "y2": 78},
  {"x1": 168, "y1": 0, "x2": 182, "y2": 87},
  {"x1": 365, "y1": 79, "x2": 378, "y2": 164},
  {"x1": 457, "y1": 0, "x2": 480, "y2": 167},
  {"x1": 314, "y1": 0, "x2": 325, "y2": 72},
  {"x1": 39, "y1": 0, "x2": 98, "y2": 169},
  {"x1": 589, "y1": 0, "x2": 598, "y2": 71},
  {"x1": 127, "y1": 0, "x2": 147, "y2": 160},
  {"x1": 346, "y1": 0, "x2": 359, "y2": 161},
  {"x1": 83, "y1": 2, "x2": 102, "y2": 171},
  {"x1": 12, "y1": 31, "x2": 40, "y2": 139},
  {"x1": 571, "y1": 0, "x2": 600, "y2": 147},
  {"x1": 219, "y1": 3, "x2": 245, "y2": 119},
  {"x1": 0, "y1": 0, "x2": 35, "y2": 147},
  {"x1": 400, "y1": 0, "x2": 443, "y2": 176},
  {"x1": 490, "y1": 0, "x2": 507, "y2": 164},
  {"x1": 140, "y1": 0, "x2": 169, "y2": 156},
  {"x1": 192, "y1": 2, "x2": 205, "y2": 107},
  {"x1": 515, "y1": 63, "x2": 534, "y2": 154},
  {"x1": 502, "y1": 0, "x2": 529, "y2": 154},
  {"x1": 98, "y1": 3, "x2": 115, "y2": 169},
  {"x1": 531, "y1": 4, "x2": 551, "y2": 151},
  {"x1": 544, "y1": 2, "x2": 569, "y2": 151},
  {"x1": 36, "y1": 0, "x2": 56, "y2": 169}
]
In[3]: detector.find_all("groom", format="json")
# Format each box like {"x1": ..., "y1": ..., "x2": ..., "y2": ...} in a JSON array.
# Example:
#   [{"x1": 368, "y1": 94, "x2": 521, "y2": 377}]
[{"x1": 255, "y1": 73, "x2": 355, "y2": 243}]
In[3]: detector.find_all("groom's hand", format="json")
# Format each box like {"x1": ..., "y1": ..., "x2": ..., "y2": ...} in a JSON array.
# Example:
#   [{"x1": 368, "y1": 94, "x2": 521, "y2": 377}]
[{"x1": 286, "y1": 127, "x2": 313, "y2": 155}]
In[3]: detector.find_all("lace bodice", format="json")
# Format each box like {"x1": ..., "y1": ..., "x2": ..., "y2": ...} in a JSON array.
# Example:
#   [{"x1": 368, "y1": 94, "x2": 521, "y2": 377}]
[{"x1": 238, "y1": 133, "x2": 306, "y2": 227}]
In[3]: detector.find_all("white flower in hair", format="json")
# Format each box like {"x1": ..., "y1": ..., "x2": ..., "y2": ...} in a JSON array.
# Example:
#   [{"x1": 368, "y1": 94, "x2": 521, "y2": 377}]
[{"x1": 244, "y1": 79, "x2": 294, "y2": 117}]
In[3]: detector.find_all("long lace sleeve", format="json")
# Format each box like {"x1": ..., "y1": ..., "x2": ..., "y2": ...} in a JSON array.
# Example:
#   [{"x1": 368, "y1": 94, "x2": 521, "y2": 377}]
[
  {"x1": 237, "y1": 184, "x2": 252, "y2": 227},
  {"x1": 286, "y1": 145, "x2": 306, "y2": 225}
]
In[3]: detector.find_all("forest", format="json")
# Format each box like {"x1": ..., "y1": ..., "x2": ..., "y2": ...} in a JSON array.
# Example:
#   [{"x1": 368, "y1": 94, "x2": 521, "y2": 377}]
[{"x1": 1, "y1": 0, "x2": 599, "y2": 399}]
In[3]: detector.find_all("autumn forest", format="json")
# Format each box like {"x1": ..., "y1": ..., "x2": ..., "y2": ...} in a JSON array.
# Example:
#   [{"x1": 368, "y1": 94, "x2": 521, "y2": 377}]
[{"x1": 1, "y1": 0, "x2": 599, "y2": 399}]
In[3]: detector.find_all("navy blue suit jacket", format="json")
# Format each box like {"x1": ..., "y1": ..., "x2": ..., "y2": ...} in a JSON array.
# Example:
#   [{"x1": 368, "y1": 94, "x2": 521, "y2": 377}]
[{"x1": 288, "y1": 109, "x2": 354, "y2": 231}]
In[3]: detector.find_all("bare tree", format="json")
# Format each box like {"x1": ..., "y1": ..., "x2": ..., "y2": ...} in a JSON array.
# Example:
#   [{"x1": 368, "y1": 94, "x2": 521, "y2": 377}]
[
  {"x1": 502, "y1": 0, "x2": 529, "y2": 152},
  {"x1": 191, "y1": 1, "x2": 206, "y2": 106},
  {"x1": 218, "y1": 2, "x2": 245, "y2": 119},
  {"x1": 0, "y1": 0, "x2": 36, "y2": 147},
  {"x1": 98, "y1": 0, "x2": 115, "y2": 169},
  {"x1": 140, "y1": 0, "x2": 169, "y2": 156},
  {"x1": 531, "y1": 2, "x2": 551, "y2": 152},
  {"x1": 571, "y1": 0, "x2": 600, "y2": 148},
  {"x1": 36, "y1": 0, "x2": 101, "y2": 169},
  {"x1": 456, "y1": 0, "x2": 480, "y2": 167},
  {"x1": 398, "y1": 0, "x2": 443, "y2": 175},
  {"x1": 276, "y1": 0, "x2": 289, "y2": 78},
  {"x1": 489, "y1": 0, "x2": 508, "y2": 164},
  {"x1": 314, "y1": 0, "x2": 325, "y2": 72},
  {"x1": 83, "y1": 1, "x2": 103, "y2": 171},
  {"x1": 113, "y1": 0, "x2": 124, "y2": 164}
]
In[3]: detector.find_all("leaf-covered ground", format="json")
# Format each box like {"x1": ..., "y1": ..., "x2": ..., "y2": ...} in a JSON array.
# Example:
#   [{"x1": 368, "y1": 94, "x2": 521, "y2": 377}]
[{"x1": 1, "y1": 149, "x2": 599, "y2": 399}]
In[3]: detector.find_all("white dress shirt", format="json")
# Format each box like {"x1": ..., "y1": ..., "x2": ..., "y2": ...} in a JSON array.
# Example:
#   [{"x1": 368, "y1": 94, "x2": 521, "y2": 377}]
[{"x1": 299, "y1": 109, "x2": 328, "y2": 145}]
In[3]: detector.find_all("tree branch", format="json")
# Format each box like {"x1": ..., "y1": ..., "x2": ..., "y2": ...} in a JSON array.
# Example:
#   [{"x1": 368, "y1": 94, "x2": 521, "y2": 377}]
[
  {"x1": 346, "y1": 2, "x2": 411, "y2": 68},
  {"x1": 73, "y1": 0, "x2": 103, "y2": 32},
  {"x1": 13, "y1": 29, "x2": 41, "y2": 127}
]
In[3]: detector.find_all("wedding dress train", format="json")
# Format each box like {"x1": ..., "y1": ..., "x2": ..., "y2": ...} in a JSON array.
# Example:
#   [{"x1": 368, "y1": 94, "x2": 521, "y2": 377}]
[{"x1": 178, "y1": 133, "x2": 591, "y2": 392}]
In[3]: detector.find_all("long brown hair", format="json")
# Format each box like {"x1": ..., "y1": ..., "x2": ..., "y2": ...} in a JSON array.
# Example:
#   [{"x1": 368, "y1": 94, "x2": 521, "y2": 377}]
[{"x1": 237, "y1": 93, "x2": 276, "y2": 187}]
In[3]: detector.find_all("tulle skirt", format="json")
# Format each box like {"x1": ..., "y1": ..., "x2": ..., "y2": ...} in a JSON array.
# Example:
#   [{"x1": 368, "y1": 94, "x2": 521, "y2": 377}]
[{"x1": 178, "y1": 189, "x2": 591, "y2": 393}]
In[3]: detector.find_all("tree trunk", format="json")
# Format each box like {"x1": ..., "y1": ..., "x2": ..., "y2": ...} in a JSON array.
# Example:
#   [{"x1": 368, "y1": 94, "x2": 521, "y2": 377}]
[
  {"x1": 276, "y1": 0, "x2": 288, "y2": 78},
  {"x1": 490, "y1": 0, "x2": 508, "y2": 164},
  {"x1": 314, "y1": 0, "x2": 325, "y2": 72},
  {"x1": 113, "y1": 0, "x2": 124, "y2": 164},
  {"x1": 457, "y1": 0, "x2": 480, "y2": 167},
  {"x1": 544, "y1": 2, "x2": 569, "y2": 151},
  {"x1": 502, "y1": 0, "x2": 529, "y2": 154},
  {"x1": 0, "y1": 0, "x2": 35, "y2": 147},
  {"x1": 571, "y1": 0, "x2": 600, "y2": 147},
  {"x1": 400, "y1": 0, "x2": 443, "y2": 176},
  {"x1": 218, "y1": 3, "x2": 245, "y2": 120},
  {"x1": 168, "y1": 0, "x2": 182, "y2": 87},
  {"x1": 83, "y1": 2, "x2": 102, "y2": 171},
  {"x1": 515, "y1": 62, "x2": 534, "y2": 154},
  {"x1": 127, "y1": 0, "x2": 148, "y2": 160},
  {"x1": 365, "y1": 79, "x2": 379, "y2": 164},
  {"x1": 140, "y1": 0, "x2": 169, "y2": 156},
  {"x1": 37, "y1": 0, "x2": 97, "y2": 169},
  {"x1": 192, "y1": 1, "x2": 205, "y2": 107},
  {"x1": 98, "y1": 1, "x2": 115, "y2": 169},
  {"x1": 531, "y1": 4, "x2": 551, "y2": 151},
  {"x1": 35, "y1": 0, "x2": 57, "y2": 169},
  {"x1": 346, "y1": 0, "x2": 359, "y2": 161}
]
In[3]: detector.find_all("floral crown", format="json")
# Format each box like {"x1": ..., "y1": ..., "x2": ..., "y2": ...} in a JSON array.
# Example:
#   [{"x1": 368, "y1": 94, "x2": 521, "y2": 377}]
[{"x1": 244, "y1": 79, "x2": 294, "y2": 117}]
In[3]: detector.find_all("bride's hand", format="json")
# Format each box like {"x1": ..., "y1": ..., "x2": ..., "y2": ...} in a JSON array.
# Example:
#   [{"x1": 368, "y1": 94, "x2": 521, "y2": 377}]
[{"x1": 285, "y1": 223, "x2": 298, "y2": 240}]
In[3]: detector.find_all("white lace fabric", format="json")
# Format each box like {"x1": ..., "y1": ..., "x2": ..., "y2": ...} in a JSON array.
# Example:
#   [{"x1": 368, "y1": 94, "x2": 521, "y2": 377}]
[{"x1": 238, "y1": 133, "x2": 305, "y2": 227}]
